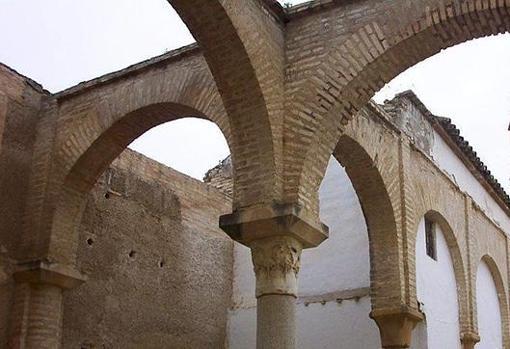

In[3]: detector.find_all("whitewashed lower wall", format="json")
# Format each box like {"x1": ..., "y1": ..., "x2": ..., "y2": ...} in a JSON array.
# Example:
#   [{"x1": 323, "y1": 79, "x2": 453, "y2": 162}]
[
  {"x1": 227, "y1": 158, "x2": 380, "y2": 348},
  {"x1": 414, "y1": 218, "x2": 461, "y2": 349},
  {"x1": 227, "y1": 296, "x2": 381, "y2": 349},
  {"x1": 476, "y1": 261, "x2": 503, "y2": 349}
]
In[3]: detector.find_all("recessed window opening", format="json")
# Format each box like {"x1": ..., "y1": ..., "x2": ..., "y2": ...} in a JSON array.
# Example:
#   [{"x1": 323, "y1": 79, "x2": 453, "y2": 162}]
[{"x1": 425, "y1": 218, "x2": 437, "y2": 261}]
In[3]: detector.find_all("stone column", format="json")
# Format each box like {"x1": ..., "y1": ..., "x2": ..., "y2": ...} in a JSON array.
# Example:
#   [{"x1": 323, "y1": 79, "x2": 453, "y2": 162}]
[
  {"x1": 7, "y1": 261, "x2": 85, "y2": 349},
  {"x1": 460, "y1": 331, "x2": 480, "y2": 349},
  {"x1": 370, "y1": 307, "x2": 423, "y2": 349},
  {"x1": 220, "y1": 203, "x2": 329, "y2": 349},
  {"x1": 251, "y1": 236, "x2": 302, "y2": 349}
]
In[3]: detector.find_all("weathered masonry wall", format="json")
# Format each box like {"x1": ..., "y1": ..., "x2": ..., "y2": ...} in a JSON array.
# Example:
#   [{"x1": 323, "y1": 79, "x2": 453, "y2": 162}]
[
  {"x1": 0, "y1": 64, "x2": 47, "y2": 346},
  {"x1": 61, "y1": 150, "x2": 233, "y2": 348},
  {"x1": 0, "y1": 64, "x2": 45, "y2": 259}
]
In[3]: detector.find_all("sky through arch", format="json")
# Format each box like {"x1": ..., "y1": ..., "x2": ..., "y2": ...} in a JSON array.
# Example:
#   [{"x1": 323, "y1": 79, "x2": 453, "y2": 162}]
[{"x1": 0, "y1": 0, "x2": 508, "y2": 188}]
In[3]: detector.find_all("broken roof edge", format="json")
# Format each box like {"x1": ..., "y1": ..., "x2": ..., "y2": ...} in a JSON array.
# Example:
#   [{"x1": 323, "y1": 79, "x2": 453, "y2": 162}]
[
  {"x1": 0, "y1": 62, "x2": 50, "y2": 96},
  {"x1": 53, "y1": 43, "x2": 200, "y2": 101},
  {"x1": 1, "y1": 1, "x2": 341, "y2": 100},
  {"x1": 392, "y1": 89, "x2": 510, "y2": 212},
  {"x1": 262, "y1": 0, "x2": 350, "y2": 22}
]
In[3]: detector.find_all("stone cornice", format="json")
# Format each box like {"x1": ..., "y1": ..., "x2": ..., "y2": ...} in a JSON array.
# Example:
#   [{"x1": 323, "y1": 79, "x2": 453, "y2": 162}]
[
  {"x1": 13, "y1": 260, "x2": 86, "y2": 289},
  {"x1": 220, "y1": 203, "x2": 329, "y2": 248}
]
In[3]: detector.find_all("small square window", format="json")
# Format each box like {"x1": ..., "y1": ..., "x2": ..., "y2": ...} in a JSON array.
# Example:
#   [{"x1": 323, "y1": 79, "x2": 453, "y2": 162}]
[{"x1": 425, "y1": 218, "x2": 437, "y2": 261}]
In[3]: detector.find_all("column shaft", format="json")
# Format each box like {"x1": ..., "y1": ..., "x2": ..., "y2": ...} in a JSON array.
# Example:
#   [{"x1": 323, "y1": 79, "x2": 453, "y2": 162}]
[
  {"x1": 257, "y1": 295, "x2": 296, "y2": 349},
  {"x1": 8, "y1": 282, "x2": 64, "y2": 349}
]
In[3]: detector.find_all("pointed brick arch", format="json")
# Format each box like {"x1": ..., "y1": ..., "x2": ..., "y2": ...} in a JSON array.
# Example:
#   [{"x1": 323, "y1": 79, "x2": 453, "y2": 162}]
[
  {"x1": 50, "y1": 108, "x2": 229, "y2": 264},
  {"x1": 169, "y1": 0, "x2": 285, "y2": 207},
  {"x1": 28, "y1": 54, "x2": 236, "y2": 265},
  {"x1": 288, "y1": 0, "x2": 510, "y2": 212},
  {"x1": 414, "y1": 210, "x2": 469, "y2": 336},
  {"x1": 332, "y1": 111, "x2": 403, "y2": 311}
]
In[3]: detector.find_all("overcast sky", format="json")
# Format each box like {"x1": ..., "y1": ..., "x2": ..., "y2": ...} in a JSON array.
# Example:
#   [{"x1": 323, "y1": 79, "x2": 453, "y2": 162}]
[{"x1": 0, "y1": 0, "x2": 508, "y2": 192}]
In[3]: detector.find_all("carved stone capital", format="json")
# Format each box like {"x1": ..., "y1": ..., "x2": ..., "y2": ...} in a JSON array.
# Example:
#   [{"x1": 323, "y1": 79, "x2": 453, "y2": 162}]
[
  {"x1": 13, "y1": 260, "x2": 86, "y2": 289},
  {"x1": 250, "y1": 236, "x2": 302, "y2": 298},
  {"x1": 370, "y1": 306, "x2": 423, "y2": 348},
  {"x1": 460, "y1": 331, "x2": 480, "y2": 349}
]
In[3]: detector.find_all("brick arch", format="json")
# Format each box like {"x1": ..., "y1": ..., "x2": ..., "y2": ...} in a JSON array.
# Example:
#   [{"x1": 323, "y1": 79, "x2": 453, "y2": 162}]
[
  {"x1": 412, "y1": 210, "x2": 469, "y2": 336},
  {"x1": 288, "y1": 0, "x2": 510, "y2": 211},
  {"x1": 169, "y1": 0, "x2": 283, "y2": 207},
  {"x1": 38, "y1": 62, "x2": 237, "y2": 264},
  {"x1": 477, "y1": 254, "x2": 510, "y2": 347},
  {"x1": 53, "y1": 63, "x2": 230, "y2": 185},
  {"x1": 332, "y1": 133, "x2": 402, "y2": 311},
  {"x1": 49, "y1": 103, "x2": 231, "y2": 265}
]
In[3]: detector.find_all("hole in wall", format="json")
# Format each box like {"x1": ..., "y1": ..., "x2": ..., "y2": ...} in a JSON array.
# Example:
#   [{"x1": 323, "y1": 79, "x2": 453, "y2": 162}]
[
  {"x1": 128, "y1": 250, "x2": 136, "y2": 258},
  {"x1": 104, "y1": 192, "x2": 111, "y2": 199},
  {"x1": 158, "y1": 259, "x2": 165, "y2": 268},
  {"x1": 80, "y1": 340, "x2": 94, "y2": 349},
  {"x1": 86, "y1": 238, "x2": 94, "y2": 246}
]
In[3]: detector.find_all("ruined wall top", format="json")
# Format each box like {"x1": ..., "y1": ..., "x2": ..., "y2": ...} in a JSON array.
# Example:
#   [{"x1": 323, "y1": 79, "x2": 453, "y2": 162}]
[{"x1": 205, "y1": 91, "x2": 510, "y2": 213}]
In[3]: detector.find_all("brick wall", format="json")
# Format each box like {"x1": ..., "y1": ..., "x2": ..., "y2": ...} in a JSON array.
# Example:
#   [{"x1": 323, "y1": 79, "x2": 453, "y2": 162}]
[
  {"x1": 204, "y1": 156, "x2": 234, "y2": 197},
  {"x1": 0, "y1": 65, "x2": 47, "y2": 347}
]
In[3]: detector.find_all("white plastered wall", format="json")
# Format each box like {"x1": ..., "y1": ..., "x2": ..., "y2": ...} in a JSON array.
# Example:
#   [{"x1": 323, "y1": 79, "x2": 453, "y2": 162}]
[
  {"x1": 227, "y1": 158, "x2": 380, "y2": 348},
  {"x1": 476, "y1": 260, "x2": 503, "y2": 349},
  {"x1": 432, "y1": 131, "x2": 510, "y2": 232},
  {"x1": 413, "y1": 218, "x2": 461, "y2": 349}
]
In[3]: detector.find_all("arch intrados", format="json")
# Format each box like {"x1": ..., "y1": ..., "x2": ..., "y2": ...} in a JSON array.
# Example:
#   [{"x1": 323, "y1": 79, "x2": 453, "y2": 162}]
[
  {"x1": 332, "y1": 134, "x2": 396, "y2": 233},
  {"x1": 413, "y1": 209, "x2": 468, "y2": 332},
  {"x1": 65, "y1": 101, "x2": 229, "y2": 194},
  {"x1": 415, "y1": 210, "x2": 467, "y2": 283},
  {"x1": 480, "y1": 255, "x2": 507, "y2": 290},
  {"x1": 50, "y1": 101, "x2": 232, "y2": 263},
  {"x1": 422, "y1": 211, "x2": 463, "y2": 257},
  {"x1": 479, "y1": 254, "x2": 509, "y2": 313},
  {"x1": 320, "y1": 8, "x2": 510, "y2": 138},
  {"x1": 332, "y1": 134, "x2": 401, "y2": 307}
]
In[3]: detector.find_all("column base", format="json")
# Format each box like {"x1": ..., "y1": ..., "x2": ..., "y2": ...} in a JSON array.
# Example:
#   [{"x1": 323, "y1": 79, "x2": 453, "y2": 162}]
[
  {"x1": 370, "y1": 306, "x2": 423, "y2": 348},
  {"x1": 257, "y1": 294, "x2": 296, "y2": 349},
  {"x1": 13, "y1": 260, "x2": 86, "y2": 289}
]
